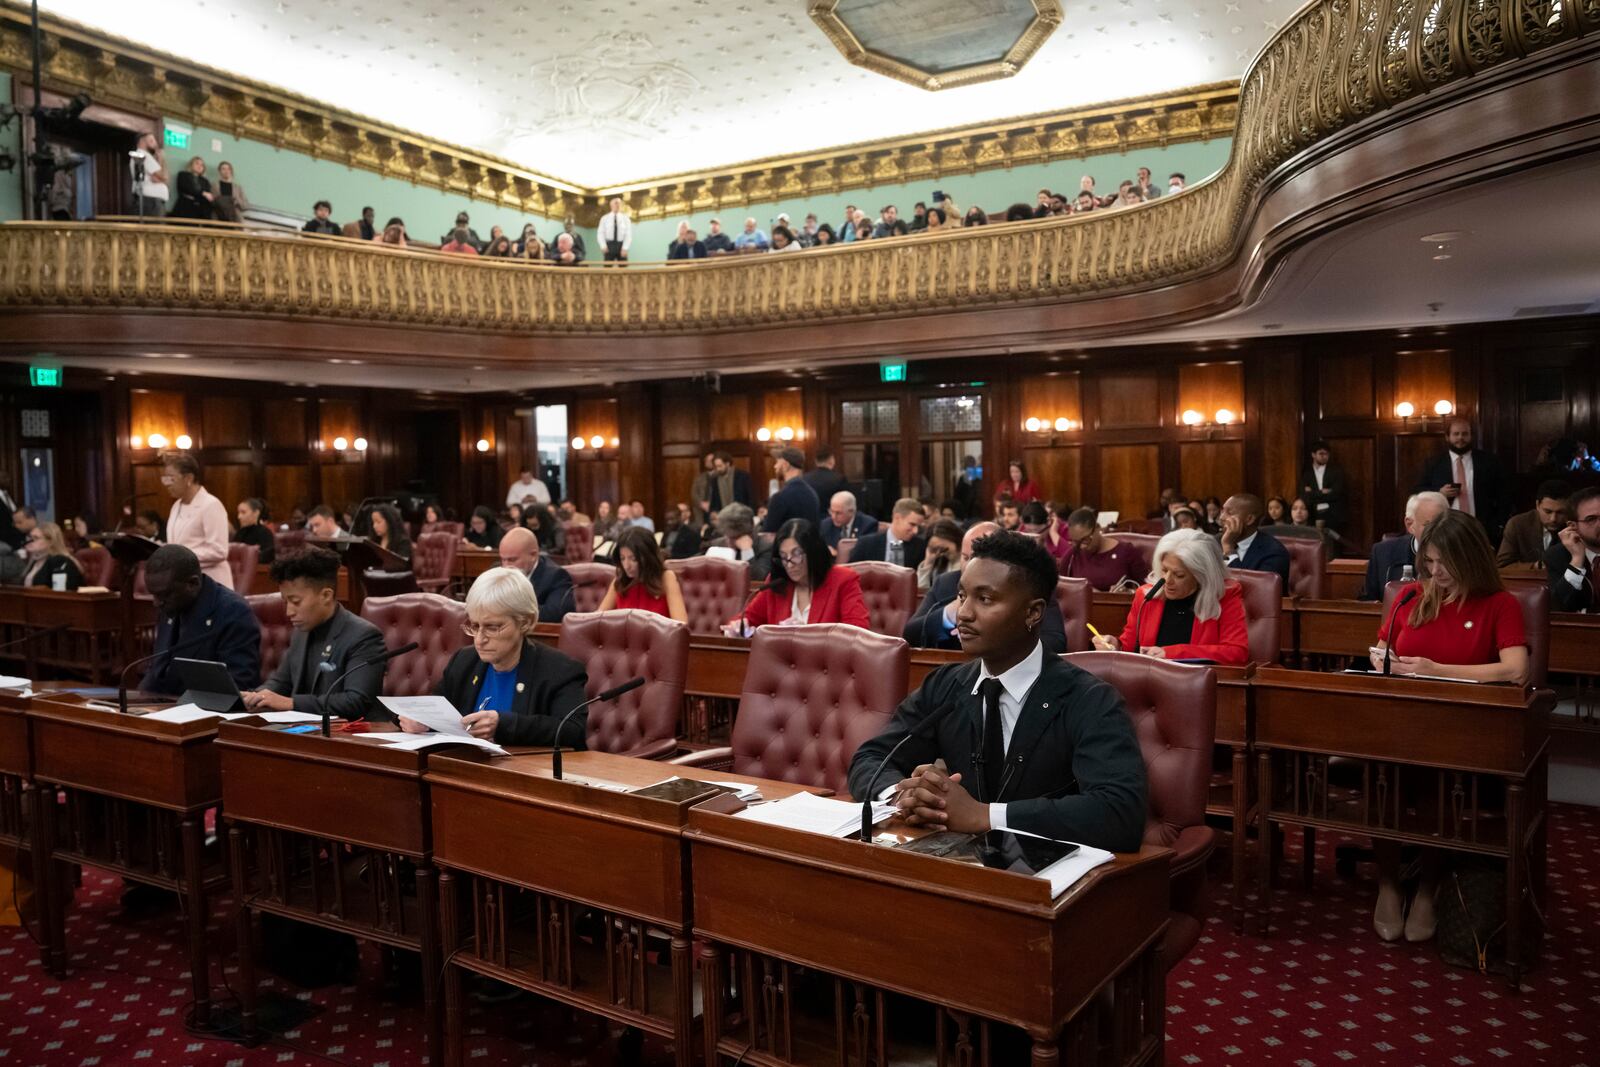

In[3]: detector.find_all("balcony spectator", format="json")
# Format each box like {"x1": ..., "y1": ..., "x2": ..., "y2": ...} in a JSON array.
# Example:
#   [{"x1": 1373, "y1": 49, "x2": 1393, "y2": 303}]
[
  {"x1": 813, "y1": 223, "x2": 836, "y2": 246},
  {"x1": 872, "y1": 205, "x2": 908, "y2": 239},
  {"x1": 171, "y1": 157, "x2": 213, "y2": 220},
  {"x1": 343, "y1": 206, "x2": 376, "y2": 241},
  {"x1": 1033, "y1": 189, "x2": 1053, "y2": 218},
  {"x1": 922, "y1": 207, "x2": 948, "y2": 233},
  {"x1": 1169, "y1": 172, "x2": 1187, "y2": 192},
  {"x1": 668, "y1": 228, "x2": 707, "y2": 260},
  {"x1": 1074, "y1": 191, "x2": 1096, "y2": 213},
  {"x1": 485, "y1": 235, "x2": 514, "y2": 257},
  {"x1": 734, "y1": 217, "x2": 770, "y2": 253},
  {"x1": 515, "y1": 223, "x2": 544, "y2": 258},
  {"x1": 213, "y1": 161, "x2": 249, "y2": 223},
  {"x1": 1135, "y1": 167, "x2": 1162, "y2": 200},
  {"x1": 666, "y1": 221, "x2": 690, "y2": 258},
  {"x1": 854, "y1": 218, "x2": 875, "y2": 240},
  {"x1": 441, "y1": 211, "x2": 483, "y2": 251},
  {"x1": 376, "y1": 217, "x2": 408, "y2": 247},
  {"x1": 771, "y1": 226, "x2": 800, "y2": 253},
  {"x1": 129, "y1": 131, "x2": 168, "y2": 218},
  {"x1": 561, "y1": 216, "x2": 588, "y2": 259},
  {"x1": 1004, "y1": 203, "x2": 1033, "y2": 222},
  {"x1": 441, "y1": 228, "x2": 480, "y2": 256},
  {"x1": 964, "y1": 206, "x2": 989, "y2": 227},
  {"x1": 908, "y1": 202, "x2": 929, "y2": 232},
  {"x1": 842, "y1": 207, "x2": 869, "y2": 242},
  {"x1": 796, "y1": 214, "x2": 821, "y2": 247},
  {"x1": 548, "y1": 232, "x2": 583, "y2": 266},
  {"x1": 838, "y1": 204, "x2": 858, "y2": 239},
  {"x1": 598, "y1": 196, "x2": 633, "y2": 263},
  {"x1": 302, "y1": 200, "x2": 340, "y2": 236},
  {"x1": 703, "y1": 218, "x2": 735, "y2": 255},
  {"x1": 931, "y1": 190, "x2": 957, "y2": 219}
]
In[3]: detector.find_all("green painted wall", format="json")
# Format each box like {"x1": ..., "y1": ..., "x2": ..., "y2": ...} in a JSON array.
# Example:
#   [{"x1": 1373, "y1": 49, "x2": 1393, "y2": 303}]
[
  {"x1": 0, "y1": 73, "x2": 21, "y2": 220},
  {"x1": 625, "y1": 138, "x2": 1232, "y2": 258}
]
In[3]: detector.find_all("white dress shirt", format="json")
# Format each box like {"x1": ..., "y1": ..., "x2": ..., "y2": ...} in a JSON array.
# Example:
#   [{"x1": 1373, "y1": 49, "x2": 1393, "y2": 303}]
[
  {"x1": 598, "y1": 211, "x2": 633, "y2": 252},
  {"x1": 970, "y1": 641, "x2": 1045, "y2": 830},
  {"x1": 1564, "y1": 546, "x2": 1598, "y2": 600},
  {"x1": 1312, "y1": 463, "x2": 1330, "y2": 510},
  {"x1": 167, "y1": 485, "x2": 233, "y2": 589},
  {"x1": 1224, "y1": 530, "x2": 1256, "y2": 567}
]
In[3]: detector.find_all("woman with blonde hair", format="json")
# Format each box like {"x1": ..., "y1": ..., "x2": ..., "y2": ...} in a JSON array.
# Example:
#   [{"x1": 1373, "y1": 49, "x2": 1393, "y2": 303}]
[
  {"x1": 20, "y1": 522, "x2": 84, "y2": 589},
  {"x1": 398, "y1": 567, "x2": 589, "y2": 745},
  {"x1": 1092, "y1": 528, "x2": 1248, "y2": 663}
]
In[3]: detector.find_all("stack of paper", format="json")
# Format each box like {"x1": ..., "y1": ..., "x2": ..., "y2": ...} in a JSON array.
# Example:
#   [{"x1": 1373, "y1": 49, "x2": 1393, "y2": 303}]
[
  {"x1": 734, "y1": 792, "x2": 895, "y2": 837},
  {"x1": 141, "y1": 703, "x2": 254, "y2": 723},
  {"x1": 364, "y1": 733, "x2": 508, "y2": 756},
  {"x1": 1036, "y1": 844, "x2": 1114, "y2": 897},
  {"x1": 0, "y1": 675, "x2": 32, "y2": 690},
  {"x1": 255, "y1": 709, "x2": 325, "y2": 724}
]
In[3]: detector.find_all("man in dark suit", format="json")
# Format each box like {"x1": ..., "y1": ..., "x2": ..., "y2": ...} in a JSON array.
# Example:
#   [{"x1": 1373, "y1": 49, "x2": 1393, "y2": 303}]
[
  {"x1": 1415, "y1": 418, "x2": 1511, "y2": 542},
  {"x1": 818, "y1": 490, "x2": 878, "y2": 552},
  {"x1": 140, "y1": 544, "x2": 260, "y2": 697},
  {"x1": 706, "y1": 451, "x2": 752, "y2": 516},
  {"x1": 1546, "y1": 486, "x2": 1599, "y2": 612},
  {"x1": 1300, "y1": 439, "x2": 1348, "y2": 532},
  {"x1": 242, "y1": 546, "x2": 388, "y2": 721},
  {"x1": 1497, "y1": 480, "x2": 1571, "y2": 567},
  {"x1": 499, "y1": 526, "x2": 573, "y2": 623},
  {"x1": 848, "y1": 497, "x2": 927, "y2": 570},
  {"x1": 1358, "y1": 491, "x2": 1447, "y2": 600},
  {"x1": 1219, "y1": 494, "x2": 1290, "y2": 589},
  {"x1": 904, "y1": 522, "x2": 1067, "y2": 655},
  {"x1": 802, "y1": 446, "x2": 850, "y2": 505},
  {"x1": 760, "y1": 447, "x2": 821, "y2": 533},
  {"x1": 849, "y1": 530, "x2": 1145, "y2": 851}
]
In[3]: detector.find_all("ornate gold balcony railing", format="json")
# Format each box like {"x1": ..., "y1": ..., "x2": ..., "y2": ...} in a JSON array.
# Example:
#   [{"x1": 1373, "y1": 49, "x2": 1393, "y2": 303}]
[{"x1": 0, "y1": 0, "x2": 1594, "y2": 336}]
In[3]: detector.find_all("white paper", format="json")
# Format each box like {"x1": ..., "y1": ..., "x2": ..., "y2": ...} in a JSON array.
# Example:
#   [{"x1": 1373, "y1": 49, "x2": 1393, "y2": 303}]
[
  {"x1": 734, "y1": 792, "x2": 894, "y2": 837},
  {"x1": 255, "y1": 709, "x2": 325, "y2": 724},
  {"x1": 704, "y1": 545, "x2": 736, "y2": 561},
  {"x1": 1096, "y1": 511, "x2": 1120, "y2": 528},
  {"x1": 0, "y1": 675, "x2": 31, "y2": 690},
  {"x1": 1037, "y1": 844, "x2": 1115, "y2": 897},
  {"x1": 378, "y1": 696, "x2": 471, "y2": 736},
  {"x1": 142, "y1": 703, "x2": 221, "y2": 723},
  {"x1": 375, "y1": 733, "x2": 508, "y2": 756}
]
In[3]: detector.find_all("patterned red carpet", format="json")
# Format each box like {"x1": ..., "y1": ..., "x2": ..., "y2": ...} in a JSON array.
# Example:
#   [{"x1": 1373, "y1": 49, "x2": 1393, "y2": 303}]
[{"x1": 3, "y1": 804, "x2": 1597, "y2": 1066}]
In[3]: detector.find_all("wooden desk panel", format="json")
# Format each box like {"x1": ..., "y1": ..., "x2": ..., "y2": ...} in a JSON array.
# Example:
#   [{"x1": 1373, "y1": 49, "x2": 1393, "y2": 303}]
[
  {"x1": 457, "y1": 547, "x2": 499, "y2": 587},
  {"x1": 1294, "y1": 599, "x2": 1381, "y2": 657},
  {"x1": 28, "y1": 697, "x2": 221, "y2": 811},
  {"x1": 1551, "y1": 614, "x2": 1600, "y2": 677}
]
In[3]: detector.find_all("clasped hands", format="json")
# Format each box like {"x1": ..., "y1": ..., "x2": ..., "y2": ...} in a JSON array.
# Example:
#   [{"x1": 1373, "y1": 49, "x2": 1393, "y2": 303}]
[{"x1": 890, "y1": 758, "x2": 990, "y2": 834}]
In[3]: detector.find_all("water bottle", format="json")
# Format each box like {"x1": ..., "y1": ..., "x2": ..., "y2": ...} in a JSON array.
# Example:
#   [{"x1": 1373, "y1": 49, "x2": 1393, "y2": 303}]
[{"x1": 1400, "y1": 564, "x2": 1415, "y2": 582}]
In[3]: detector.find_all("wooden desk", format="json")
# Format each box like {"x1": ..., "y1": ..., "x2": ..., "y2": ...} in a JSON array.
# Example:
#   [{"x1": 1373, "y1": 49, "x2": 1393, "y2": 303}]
[
  {"x1": 1199, "y1": 665, "x2": 1255, "y2": 930},
  {"x1": 687, "y1": 804, "x2": 1171, "y2": 1065},
  {"x1": 250, "y1": 563, "x2": 351, "y2": 603},
  {"x1": 26, "y1": 694, "x2": 228, "y2": 1019},
  {"x1": 456, "y1": 547, "x2": 499, "y2": 588},
  {"x1": 217, "y1": 723, "x2": 459, "y2": 1061},
  {"x1": 0, "y1": 588, "x2": 154, "y2": 683},
  {"x1": 1550, "y1": 613, "x2": 1600, "y2": 679},
  {"x1": 426, "y1": 750, "x2": 814, "y2": 1067},
  {"x1": 1251, "y1": 668, "x2": 1550, "y2": 985},
  {"x1": 1327, "y1": 559, "x2": 1551, "y2": 602},
  {"x1": 1293, "y1": 598, "x2": 1381, "y2": 658}
]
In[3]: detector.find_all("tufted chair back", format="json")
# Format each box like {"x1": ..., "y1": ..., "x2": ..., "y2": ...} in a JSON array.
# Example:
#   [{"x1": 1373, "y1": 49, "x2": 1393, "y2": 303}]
[
  {"x1": 412, "y1": 531, "x2": 459, "y2": 594},
  {"x1": 74, "y1": 546, "x2": 115, "y2": 587},
  {"x1": 564, "y1": 562, "x2": 618, "y2": 614},
  {"x1": 421, "y1": 521, "x2": 464, "y2": 540},
  {"x1": 729, "y1": 624, "x2": 909, "y2": 795},
  {"x1": 559, "y1": 610, "x2": 688, "y2": 759},
  {"x1": 664, "y1": 556, "x2": 750, "y2": 635},
  {"x1": 563, "y1": 524, "x2": 595, "y2": 564},
  {"x1": 1229, "y1": 570, "x2": 1282, "y2": 664},
  {"x1": 1276, "y1": 535, "x2": 1328, "y2": 599},
  {"x1": 1064, "y1": 651, "x2": 1216, "y2": 967},
  {"x1": 228, "y1": 542, "x2": 260, "y2": 596},
  {"x1": 1383, "y1": 579, "x2": 1548, "y2": 687},
  {"x1": 246, "y1": 593, "x2": 294, "y2": 684},
  {"x1": 1110, "y1": 532, "x2": 1160, "y2": 575},
  {"x1": 362, "y1": 569, "x2": 420, "y2": 599},
  {"x1": 360, "y1": 592, "x2": 470, "y2": 696},
  {"x1": 274, "y1": 529, "x2": 307, "y2": 559},
  {"x1": 843, "y1": 561, "x2": 918, "y2": 637},
  {"x1": 1055, "y1": 576, "x2": 1092, "y2": 653}
]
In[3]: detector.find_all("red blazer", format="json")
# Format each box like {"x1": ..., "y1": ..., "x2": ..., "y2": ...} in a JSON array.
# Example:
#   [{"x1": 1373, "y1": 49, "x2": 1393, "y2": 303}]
[
  {"x1": 1117, "y1": 580, "x2": 1250, "y2": 664},
  {"x1": 740, "y1": 565, "x2": 870, "y2": 630},
  {"x1": 1006, "y1": 479, "x2": 1042, "y2": 504}
]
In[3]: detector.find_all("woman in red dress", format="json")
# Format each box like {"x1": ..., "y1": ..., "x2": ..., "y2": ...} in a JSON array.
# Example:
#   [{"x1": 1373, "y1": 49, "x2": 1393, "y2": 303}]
[
  {"x1": 722, "y1": 519, "x2": 869, "y2": 635},
  {"x1": 1366, "y1": 510, "x2": 1528, "y2": 943},
  {"x1": 597, "y1": 526, "x2": 687, "y2": 622},
  {"x1": 1092, "y1": 528, "x2": 1248, "y2": 664},
  {"x1": 1004, "y1": 460, "x2": 1041, "y2": 505}
]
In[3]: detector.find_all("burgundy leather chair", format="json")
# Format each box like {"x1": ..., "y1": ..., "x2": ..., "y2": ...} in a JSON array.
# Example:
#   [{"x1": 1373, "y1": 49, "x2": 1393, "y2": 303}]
[
  {"x1": 359, "y1": 592, "x2": 470, "y2": 697},
  {"x1": 558, "y1": 610, "x2": 688, "y2": 759},
  {"x1": 73, "y1": 546, "x2": 115, "y2": 587},
  {"x1": 1382, "y1": 580, "x2": 1549, "y2": 687},
  {"x1": 362, "y1": 569, "x2": 420, "y2": 598},
  {"x1": 564, "y1": 562, "x2": 617, "y2": 614},
  {"x1": 1065, "y1": 651, "x2": 1216, "y2": 969},
  {"x1": 664, "y1": 556, "x2": 750, "y2": 635},
  {"x1": 563, "y1": 523, "x2": 594, "y2": 564},
  {"x1": 1055, "y1": 576, "x2": 1092, "y2": 653},
  {"x1": 421, "y1": 521, "x2": 465, "y2": 540},
  {"x1": 1276, "y1": 535, "x2": 1328, "y2": 599},
  {"x1": 412, "y1": 531, "x2": 459, "y2": 595},
  {"x1": 672, "y1": 624, "x2": 909, "y2": 795},
  {"x1": 246, "y1": 593, "x2": 293, "y2": 684},
  {"x1": 228, "y1": 542, "x2": 260, "y2": 595},
  {"x1": 1229, "y1": 569, "x2": 1282, "y2": 664},
  {"x1": 273, "y1": 529, "x2": 307, "y2": 559},
  {"x1": 1110, "y1": 532, "x2": 1160, "y2": 572},
  {"x1": 835, "y1": 537, "x2": 857, "y2": 563},
  {"x1": 844, "y1": 561, "x2": 917, "y2": 636}
]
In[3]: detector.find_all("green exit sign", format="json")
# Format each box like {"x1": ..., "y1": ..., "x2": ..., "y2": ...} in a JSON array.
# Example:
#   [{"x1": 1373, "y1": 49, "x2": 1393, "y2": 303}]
[
  {"x1": 29, "y1": 366, "x2": 62, "y2": 387},
  {"x1": 880, "y1": 361, "x2": 907, "y2": 383},
  {"x1": 164, "y1": 126, "x2": 191, "y2": 149}
]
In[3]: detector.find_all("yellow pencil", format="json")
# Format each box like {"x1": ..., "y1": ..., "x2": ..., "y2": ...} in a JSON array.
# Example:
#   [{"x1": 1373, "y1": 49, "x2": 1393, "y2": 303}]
[{"x1": 1086, "y1": 623, "x2": 1103, "y2": 638}]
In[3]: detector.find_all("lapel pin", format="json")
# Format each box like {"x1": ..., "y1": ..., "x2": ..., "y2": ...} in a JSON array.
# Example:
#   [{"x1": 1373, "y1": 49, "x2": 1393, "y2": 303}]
[
  {"x1": 1464, "y1": 621, "x2": 1473, "y2": 629},
  {"x1": 324, "y1": 645, "x2": 333, "y2": 654},
  {"x1": 472, "y1": 675, "x2": 480, "y2": 686},
  {"x1": 1042, "y1": 702, "x2": 1049, "y2": 709},
  {"x1": 516, "y1": 682, "x2": 526, "y2": 693},
  {"x1": 205, "y1": 618, "x2": 213, "y2": 627}
]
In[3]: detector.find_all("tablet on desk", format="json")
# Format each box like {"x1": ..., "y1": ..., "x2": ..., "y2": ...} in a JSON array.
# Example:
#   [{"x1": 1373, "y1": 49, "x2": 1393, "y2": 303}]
[{"x1": 173, "y1": 657, "x2": 245, "y2": 713}]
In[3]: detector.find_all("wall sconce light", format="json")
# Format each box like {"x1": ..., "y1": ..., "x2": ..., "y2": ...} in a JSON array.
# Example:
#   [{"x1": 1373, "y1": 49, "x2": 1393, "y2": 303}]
[
  {"x1": 1214, "y1": 408, "x2": 1237, "y2": 426},
  {"x1": 1181, "y1": 409, "x2": 1203, "y2": 426},
  {"x1": 609, "y1": 436, "x2": 620, "y2": 448},
  {"x1": 354, "y1": 437, "x2": 368, "y2": 452},
  {"x1": 756, "y1": 427, "x2": 773, "y2": 442},
  {"x1": 174, "y1": 434, "x2": 193, "y2": 450},
  {"x1": 589, "y1": 434, "x2": 605, "y2": 449},
  {"x1": 1053, "y1": 417, "x2": 1072, "y2": 432},
  {"x1": 1395, "y1": 401, "x2": 1416, "y2": 418},
  {"x1": 130, "y1": 435, "x2": 144, "y2": 448},
  {"x1": 147, "y1": 432, "x2": 168, "y2": 449},
  {"x1": 1433, "y1": 399, "x2": 1454, "y2": 416},
  {"x1": 475, "y1": 438, "x2": 490, "y2": 453},
  {"x1": 333, "y1": 436, "x2": 350, "y2": 451},
  {"x1": 776, "y1": 426, "x2": 795, "y2": 442},
  {"x1": 571, "y1": 436, "x2": 585, "y2": 450},
  {"x1": 1024, "y1": 416, "x2": 1077, "y2": 436},
  {"x1": 1024, "y1": 417, "x2": 1041, "y2": 432}
]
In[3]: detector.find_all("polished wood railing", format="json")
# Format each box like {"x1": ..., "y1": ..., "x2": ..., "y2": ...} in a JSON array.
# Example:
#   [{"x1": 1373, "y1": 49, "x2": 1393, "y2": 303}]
[{"x1": 0, "y1": 0, "x2": 1594, "y2": 335}]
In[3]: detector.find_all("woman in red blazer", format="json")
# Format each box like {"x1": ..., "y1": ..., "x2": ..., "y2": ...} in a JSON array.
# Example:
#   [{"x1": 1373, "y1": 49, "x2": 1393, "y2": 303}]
[
  {"x1": 1092, "y1": 529, "x2": 1249, "y2": 664},
  {"x1": 1003, "y1": 459, "x2": 1042, "y2": 505},
  {"x1": 722, "y1": 518, "x2": 870, "y2": 634}
]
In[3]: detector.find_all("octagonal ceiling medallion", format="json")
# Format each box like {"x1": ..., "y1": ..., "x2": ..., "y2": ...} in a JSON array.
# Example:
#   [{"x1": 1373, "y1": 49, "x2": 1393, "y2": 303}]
[{"x1": 809, "y1": 0, "x2": 1062, "y2": 91}]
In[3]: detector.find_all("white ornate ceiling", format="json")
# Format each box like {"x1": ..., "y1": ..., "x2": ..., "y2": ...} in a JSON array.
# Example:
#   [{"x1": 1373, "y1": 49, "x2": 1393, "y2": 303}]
[{"x1": 42, "y1": 0, "x2": 1286, "y2": 188}]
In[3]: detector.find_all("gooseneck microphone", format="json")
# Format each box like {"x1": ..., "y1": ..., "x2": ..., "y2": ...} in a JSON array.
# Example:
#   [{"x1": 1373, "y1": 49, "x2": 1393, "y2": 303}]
[
  {"x1": 320, "y1": 641, "x2": 419, "y2": 736},
  {"x1": 735, "y1": 574, "x2": 779, "y2": 638},
  {"x1": 117, "y1": 632, "x2": 215, "y2": 714},
  {"x1": 1381, "y1": 586, "x2": 1421, "y2": 676},
  {"x1": 856, "y1": 700, "x2": 966, "y2": 842},
  {"x1": 1130, "y1": 576, "x2": 1166, "y2": 653},
  {"x1": 550, "y1": 676, "x2": 644, "y2": 779}
]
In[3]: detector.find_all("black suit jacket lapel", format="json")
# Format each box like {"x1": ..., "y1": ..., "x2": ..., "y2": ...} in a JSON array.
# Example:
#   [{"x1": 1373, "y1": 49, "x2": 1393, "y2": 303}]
[{"x1": 1000, "y1": 665, "x2": 1065, "y2": 801}]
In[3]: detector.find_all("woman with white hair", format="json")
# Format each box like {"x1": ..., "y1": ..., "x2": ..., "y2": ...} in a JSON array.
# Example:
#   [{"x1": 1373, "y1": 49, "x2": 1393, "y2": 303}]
[
  {"x1": 1091, "y1": 528, "x2": 1249, "y2": 664},
  {"x1": 398, "y1": 566, "x2": 589, "y2": 745}
]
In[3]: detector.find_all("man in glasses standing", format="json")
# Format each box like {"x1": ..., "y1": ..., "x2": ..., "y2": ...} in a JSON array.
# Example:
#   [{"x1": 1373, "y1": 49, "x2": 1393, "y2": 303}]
[{"x1": 242, "y1": 546, "x2": 389, "y2": 721}]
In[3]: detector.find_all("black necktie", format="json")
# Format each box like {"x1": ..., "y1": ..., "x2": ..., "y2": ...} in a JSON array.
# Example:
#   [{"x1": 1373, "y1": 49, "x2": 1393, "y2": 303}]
[{"x1": 980, "y1": 677, "x2": 1005, "y2": 802}]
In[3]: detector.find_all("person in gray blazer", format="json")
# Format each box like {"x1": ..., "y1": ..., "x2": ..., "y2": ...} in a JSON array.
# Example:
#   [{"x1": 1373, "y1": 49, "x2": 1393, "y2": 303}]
[{"x1": 242, "y1": 546, "x2": 388, "y2": 721}]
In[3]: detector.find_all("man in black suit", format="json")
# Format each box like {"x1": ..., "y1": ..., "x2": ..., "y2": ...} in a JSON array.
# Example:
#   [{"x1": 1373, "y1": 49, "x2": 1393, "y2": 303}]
[
  {"x1": 818, "y1": 490, "x2": 879, "y2": 552},
  {"x1": 140, "y1": 544, "x2": 260, "y2": 697},
  {"x1": 242, "y1": 546, "x2": 388, "y2": 721},
  {"x1": 1415, "y1": 418, "x2": 1510, "y2": 542},
  {"x1": 848, "y1": 497, "x2": 927, "y2": 570},
  {"x1": 1546, "y1": 486, "x2": 1599, "y2": 612},
  {"x1": 904, "y1": 522, "x2": 1067, "y2": 655},
  {"x1": 1219, "y1": 494, "x2": 1290, "y2": 589},
  {"x1": 849, "y1": 531, "x2": 1145, "y2": 851},
  {"x1": 706, "y1": 451, "x2": 752, "y2": 516},
  {"x1": 760, "y1": 447, "x2": 821, "y2": 533},
  {"x1": 1358, "y1": 491, "x2": 1447, "y2": 600},
  {"x1": 802, "y1": 445, "x2": 850, "y2": 505},
  {"x1": 498, "y1": 526, "x2": 573, "y2": 623},
  {"x1": 1300, "y1": 439, "x2": 1348, "y2": 532}
]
